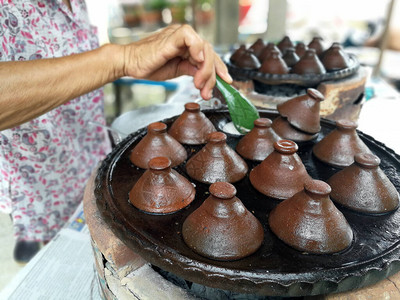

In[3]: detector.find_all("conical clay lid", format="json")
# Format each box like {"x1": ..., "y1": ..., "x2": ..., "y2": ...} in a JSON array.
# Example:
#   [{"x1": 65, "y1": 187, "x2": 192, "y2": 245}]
[
  {"x1": 277, "y1": 36, "x2": 294, "y2": 53},
  {"x1": 186, "y1": 132, "x2": 248, "y2": 184},
  {"x1": 259, "y1": 42, "x2": 281, "y2": 62},
  {"x1": 129, "y1": 157, "x2": 195, "y2": 214},
  {"x1": 230, "y1": 45, "x2": 246, "y2": 64},
  {"x1": 271, "y1": 116, "x2": 318, "y2": 143},
  {"x1": 277, "y1": 88, "x2": 324, "y2": 134},
  {"x1": 130, "y1": 122, "x2": 187, "y2": 169},
  {"x1": 292, "y1": 49, "x2": 326, "y2": 75},
  {"x1": 259, "y1": 50, "x2": 289, "y2": 74},
  {"x1": 269, "y1": 180, "x2": 353, "y2": 254},
  {"x1": 321, "y1": 43, "x2": 349, "y2": 71},
  {"x1": 236, "y1": 118, "x2": 281, "y2": 161},
  {"x1": 168, "y1": 102, "x2": 216, "y2": 145},
  {"x1": 308, "y1": 37, "x2": 325, "y2": 56},
  {"x1": 182, "y1": 182, "x2": 264, "y2": 260},
  {"x1": 313, "y1": 119, "x2": 373, "y2": 168},
  {"x1": 250, "y1": 140, "x2": 311, "y2": 200},
  {"x1": 328, "y1": 153, "x2": 399, "y2": 214},
  {"x1": 249, "y1": 38, "x2": 265, "y2": 58}
]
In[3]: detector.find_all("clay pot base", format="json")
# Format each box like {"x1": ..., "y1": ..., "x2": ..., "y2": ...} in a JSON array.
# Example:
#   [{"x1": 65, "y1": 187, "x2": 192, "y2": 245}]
[{"x1": 96, "y1": 109, "x2": 400, "y2": 297}]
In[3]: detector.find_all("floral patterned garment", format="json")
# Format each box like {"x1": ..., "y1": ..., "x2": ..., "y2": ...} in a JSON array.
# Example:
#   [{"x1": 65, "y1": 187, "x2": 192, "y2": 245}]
[{"x1": 0, "y1": 0, "x2": 111, "y2": 241}]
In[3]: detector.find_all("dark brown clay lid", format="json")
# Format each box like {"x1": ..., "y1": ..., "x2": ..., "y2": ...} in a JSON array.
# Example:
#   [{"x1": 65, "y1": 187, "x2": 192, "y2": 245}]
[
  {"x1": 185, "y1": 132, "x2": 248, "y2": 184},
  {"x1": 291, "y1": 49, "x2": 326, "y2": 75},
  {"x1": 328, "y1": 153, "x2": 399, "y2": 214},
  {"x1": 259, "y1": 42, "x2": 281, "y2": 62},
  {"x1": 182, "y1": 182, "x2": 264, "y2": 261},
  {"x1": 234, "y1": 49, "x2": 261, "y2": 69},
  {"x1": 168, "y1": 102, "x2": 216, "y2": 145},
  {"x1": 271, "y1": 116, "x2": 319, "y2": 143},
  {"x1": 130, "y1": 122, "x2": 187, "y2": 169},
  {"x1": 249, "y1": 38, "x2": 265, "y2": 58},
  {"x1": 277, "y1": 36, "x2": 294, "y2": 53},
  {"x1": 277, "y1": 88, "x2": 324, "y2": 134},
  {"x1": 249, "y1": 139, "x2": 311, "y2": 200},
  {"x1": 295, "y1": 42, "x2": 307, "y2": 57},
  {"x1": 308, "y1": 37, "x2": 325, "y2": 56},
  {"x1": 282, "y1": 47, "x2": 300, "y2": 68},
  {"x1": 321, "y1": 43, "x2": 349, "y2": 71},
  {"x1": 236, "y1": 118, "x2": 281, "y2": 161},
  {"x1": 269, "y1": 179, "x2": 353, "y2": 254},
  {"x1": 312, "y1": 119, "x2": 373, "y2": 168},
  {"x1": 129, "y1": 157, "x2": 195, "y2": 214},
  {"x1": 230, "y1": 44, "x2": 246, "y2": 64},
  {"x1": 258, "y1": 50, "x2": 289, "y2": 74}
]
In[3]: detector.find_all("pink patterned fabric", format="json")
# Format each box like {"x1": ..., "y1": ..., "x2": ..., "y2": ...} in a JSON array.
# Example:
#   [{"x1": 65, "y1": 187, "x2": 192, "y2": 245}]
[{"x1": 0, "y1": 0, "x2": 111, "y2": 241}]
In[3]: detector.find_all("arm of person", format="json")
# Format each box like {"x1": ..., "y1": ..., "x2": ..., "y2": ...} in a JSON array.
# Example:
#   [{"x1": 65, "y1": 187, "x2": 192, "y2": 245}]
[{"x1": 0, "y1": 24, "x2": 231, "y2": 131}]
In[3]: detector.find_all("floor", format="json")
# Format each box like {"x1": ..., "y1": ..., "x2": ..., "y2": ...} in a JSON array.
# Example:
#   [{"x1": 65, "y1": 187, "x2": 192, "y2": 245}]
[{"x1": 0, "y1": 213, "x2": 23, "y2": 292}]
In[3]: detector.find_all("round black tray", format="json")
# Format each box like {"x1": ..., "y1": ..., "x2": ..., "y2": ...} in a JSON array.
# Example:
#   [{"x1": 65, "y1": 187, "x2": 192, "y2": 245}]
[
  {"x1": 223, "y1": 52, "x2": 360, "y2": 87},
  {"x1": 95, "y1": 109, "x2": 400, "y2": 297}
]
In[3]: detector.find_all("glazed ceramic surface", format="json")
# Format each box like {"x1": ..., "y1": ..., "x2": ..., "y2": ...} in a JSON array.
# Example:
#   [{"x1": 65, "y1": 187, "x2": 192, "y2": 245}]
[
  {"x1": 168, "y1": 102, "x2": 216, "y2": 145},
  {"x1": 259, "y1": 42, "x2": 281, "y2": 62},
  {"x1": 230, "y1": 45, "x2": 246, "y2": 64},
  {"x1": 282, "y1": 47, "x2": 300, "y2": 68},
  {"x1": 321, "y1": 43, "x2": 349, "y2": 71},
  {"x1": 95, "y1": 109, "x2": 400, "y2": 297},
  {"x1": 277, "y1": 88, "x2": 324, "y2": 134},
  {"x1": 129, "y1": 157, "x2": 195, "y2": 214},
  {"x1": 269, "y1": 180, "x2": 353, "y2": 254},
  {"x1": 236, "y1": 118, "x2": 281, "y2": 161},
  {"x1": 249, "y1": 140, "x2": 311, "y2": 199},
  {"x1": 291, "y1": 49, "x2": 326, "y2": 75},
  {"x1": 130, "y1": 122, "x2": 187, "y2": 169},
  {"x1": 313, "y1": 119, "x2": 373, "y2": 167},
  {"x1": 277, "y1": 36, "x2": 295, "y2": 53},
  {"x1": 328, "y1": 153, "x2": 399, "y2": 214},
  {"x1": 271, "y1": 116, "x2": 319, "y2": 143},
  {"x1": 182, "y1": 182, "x2": 264, "y2": 261},
  {"x1": 185, "y1": 132, "x2": 248, "y2": 184},
  {"x1": 308, "y1": 37, "x2": 325, "y2": 56},
  {"x1": 259, "y1": 50, "x2": 289, "y2": 75},
  {"x1": 249, "y1": 38, "x2": 265, "y2": 58}
]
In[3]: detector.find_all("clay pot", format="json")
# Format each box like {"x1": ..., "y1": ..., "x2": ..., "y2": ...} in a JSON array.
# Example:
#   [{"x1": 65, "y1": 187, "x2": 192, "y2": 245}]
[
  {"x1": 186, "y1": 132, "x2": 248, "y2": 184},
  {"x1": 258, "y1": 50, "x2": 289, "y2": 74},
  {"x1": 250, "y1": 140, "x2": 311, "y2": 200},
  {"x1": 234, "y1": 49, "x2": 261, "y2": 69},
  {"x1": 249, "y1": 38, "x2": 265, "y2": 58},
  {"x1": 282, "y1": 47, "x2": 300, "y2": 68},
  {"x1": 313, "y1": 119, "x2": 372, "y2": 168},
  {"x1": 168, "y1": 102, "x2": 216, "y2": 145},
  {"x1": 308, "y1": 37, "x2": 325, "y2": 56},
  {"x1": 129, "y1": 157, "x2": 195, "y2": 214},
  {"x1": 269, "y1": 180, "x2": 353, "y2": 254},
  {"x1": 271, "y1": 116, "x2": 319, "y2": 143},
  {"x1": 321, "y1": 43, "x2": 349, "y2": 71},
  {"x1": 295, "y1": 42, "x2": 307, "y2": 58},
  {"x1": 236, "y1": 118, "x2": 281, "y2": 161},
  {"x1": 328, "y1": 153, "x2": 399, "y2": 214},
  {"x1": 277, "y1": 36, "x2": 294, "y2": 53},
  {"x1": 291, "y1": 49, "x2": 326, "y2": 75},
  {"x1": 277, "y1": 88, "x2": 324, "y2": 134},
  {"x1": 259, "y1": 42, "x2": 281, "y2": 62},
  {"x1": 182, "y1": 182, "x2": 264, "y2": 261},
  {"x1": 230, "y1": 44, "x2": 246, "y2": 64},
  {"x1": 130, "y1": 122, "x2": 187, "y2": 169}
]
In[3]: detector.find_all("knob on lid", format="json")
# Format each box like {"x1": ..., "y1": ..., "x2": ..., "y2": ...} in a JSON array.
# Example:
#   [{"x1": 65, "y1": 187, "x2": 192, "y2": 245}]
[
  {"x1": 208, "y1": 131, "x2": 227, "y2": 143},
  {"x1": 185, "y1": 102, "x2": 200, "y2": 112},
  {"x1": 148, "y1": 122, "x2": 167, "y2": 133},
  {"x1": 254, "y1": 118, "x2": 272, "y2": 128},
  {"x1": 304, "y1": 179, "x2": 331, "y2": 196},
  {"x1": 336, "y1": 119, "x2": 358, "y2": 130},
  {"x1": 274, "y1": 140, "x2": 298, "y2": 154},
  {"x1": 148, "y1": 156, "x2": 171, "y2": 170},
  {"x1": 209, "y1": 182, "x2": 237, "y2": 199}
]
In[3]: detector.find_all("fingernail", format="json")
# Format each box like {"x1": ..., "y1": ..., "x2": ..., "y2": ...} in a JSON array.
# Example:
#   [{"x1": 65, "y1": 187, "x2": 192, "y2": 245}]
[
  {"x1": 226, "y1": 72, "x2": 233, "y2": 83},
  {"x1": 198, "y1": 51, "x2": 205, "y2": 62},
  {"x1": 208, "y1": 90, "x2": 213, "y2": 99}
]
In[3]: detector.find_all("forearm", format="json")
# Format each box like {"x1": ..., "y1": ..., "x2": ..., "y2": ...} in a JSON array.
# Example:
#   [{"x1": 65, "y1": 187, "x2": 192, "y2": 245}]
[{"x1": 0, "y1": 44, "x2": 124, "y2": 130}]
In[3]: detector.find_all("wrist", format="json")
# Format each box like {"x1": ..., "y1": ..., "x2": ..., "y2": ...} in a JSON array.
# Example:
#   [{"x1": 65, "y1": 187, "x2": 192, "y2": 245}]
[{"x1": 99, "y1": 43, "x2": 126, "y2": 81}]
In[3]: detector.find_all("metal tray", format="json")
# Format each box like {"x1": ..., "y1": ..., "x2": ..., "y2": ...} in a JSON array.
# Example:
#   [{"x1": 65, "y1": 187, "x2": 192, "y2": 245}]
[
  {"x1": 95, "y1": 109, "x2": 400, "y2": 297},
  {"x1": 223, "y1": 53, "x2": 360, "y2": 86}
]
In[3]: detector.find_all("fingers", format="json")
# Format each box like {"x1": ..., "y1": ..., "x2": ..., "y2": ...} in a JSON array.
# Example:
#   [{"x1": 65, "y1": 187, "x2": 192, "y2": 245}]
[{"x1": 171, "y1": 25, "x2": 205, "y2": 64}]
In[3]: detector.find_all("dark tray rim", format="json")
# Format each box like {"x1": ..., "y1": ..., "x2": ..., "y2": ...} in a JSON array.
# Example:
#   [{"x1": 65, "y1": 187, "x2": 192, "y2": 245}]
[
  {"x1": 94, "y1": 108, "x2": 400, "y2": 297},
  {"x1": 224, "y1": 52, "x2": 360, "y2": 86}
]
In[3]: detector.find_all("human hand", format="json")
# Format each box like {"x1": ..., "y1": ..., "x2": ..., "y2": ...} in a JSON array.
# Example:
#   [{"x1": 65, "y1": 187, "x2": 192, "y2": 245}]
[{"x1": 121, "y1": 24, "x2": 232, "y2": 100}]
